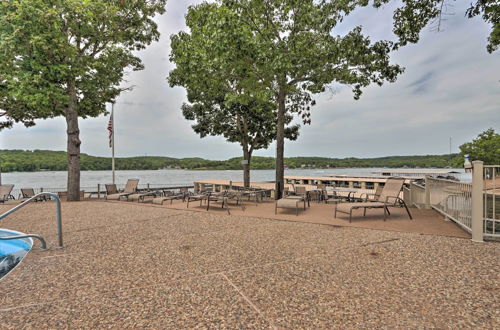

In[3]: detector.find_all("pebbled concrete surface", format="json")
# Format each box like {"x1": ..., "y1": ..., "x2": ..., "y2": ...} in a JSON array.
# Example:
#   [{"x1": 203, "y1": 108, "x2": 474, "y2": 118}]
[{"x1": 0, "y1": 201, "x2": 498, "y2": 329}]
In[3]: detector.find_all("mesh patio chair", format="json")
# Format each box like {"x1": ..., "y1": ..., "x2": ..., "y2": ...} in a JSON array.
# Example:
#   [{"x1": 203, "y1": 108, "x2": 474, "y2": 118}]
[
  {"x1": 206, "y1": 191, "x2": 231, "y2": 214},
  {"x1": 0, "y1": 185, "x2": 15, "y2": 203},
  {"x1": 106, "y1": 179, "x2": 139, "y2": 200},
  {"x1": 285, "y1": 185, "x2": 310, "y2": 207},
  {"x1": 334, "y1": 177, "x2": 412, "y2": 222},
  {"x1": 152, "y1": 187, "x2": 190, "y2": 205},
  {"x1": 105, "y1": 184, "x2": 118, "y2": 195},
  {"x1": 127, "y1": 189, "x2": 162, "y2": 203},
  {"x1": 360, "y1": 184, "x2": 384, "y2": 202},
  {"x1": 186, "y1": 189, "x2": 210, "y2": 208},
  {"x1": 18, "y1": 188, "x2": 46, "y2": 202}
]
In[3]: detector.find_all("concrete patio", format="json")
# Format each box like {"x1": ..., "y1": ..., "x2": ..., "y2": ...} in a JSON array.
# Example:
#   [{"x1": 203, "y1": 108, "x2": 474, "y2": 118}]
[
  {"x1": 151, "y1": 196, "x2": 470, "y2": 238},
  {"x1": 0, "y1": 201, "x2": 498, "y2": 328}
]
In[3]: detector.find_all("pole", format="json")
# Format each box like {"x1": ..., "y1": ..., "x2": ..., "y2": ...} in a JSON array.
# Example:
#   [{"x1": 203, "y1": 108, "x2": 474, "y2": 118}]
[
  {"x1": 471, "y1": 161, "x2": 484, "y2": 242},
  {"x1": 449, "y1": 137, "x2": 452, "y2": 166},
  {"x1": 424, "y1": 176, "x2": 431, "y2": 209},
  {"x1": 111, "y1": 103, "x2": 115, "y2": 185}
]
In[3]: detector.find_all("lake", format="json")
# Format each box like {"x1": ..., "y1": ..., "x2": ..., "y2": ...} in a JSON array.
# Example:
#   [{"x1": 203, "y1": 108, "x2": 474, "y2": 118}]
[{"x1": 1, "y1": 168, "x2": 467, "y2": 195}]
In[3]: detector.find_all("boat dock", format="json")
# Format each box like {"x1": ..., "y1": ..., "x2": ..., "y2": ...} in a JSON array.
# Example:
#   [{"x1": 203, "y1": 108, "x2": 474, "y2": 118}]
[
  {"x1": 372, "y1": 169, "x2": 461, "y2": 179},
  {"x1": 193, "y1": 175, "x2": 409, "y2": 197}
]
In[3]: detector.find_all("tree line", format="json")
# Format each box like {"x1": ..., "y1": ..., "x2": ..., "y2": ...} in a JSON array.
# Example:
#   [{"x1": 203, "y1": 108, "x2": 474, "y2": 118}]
[{"x1": 0, "y1": 149, "x2": 464, "y2": 172}]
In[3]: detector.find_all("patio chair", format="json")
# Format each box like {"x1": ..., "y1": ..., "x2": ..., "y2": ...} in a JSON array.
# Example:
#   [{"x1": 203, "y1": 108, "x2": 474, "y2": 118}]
[
  {"x1": 106, "y1": 179, "x2": 139, "y2": 200},
  {"x1": 308, "y1": 190, "x2": 322, "y2": 203},
  {"x1": 334, "y1": 177, "x2": 412, "y2": 222},
  {"x1": 0, "y1": 185, "x2": 15, "y2": 203},
  {"x1": 57, "y1": 191, "x2": 85, "y2": 200},
  {"x1": 186, "y1": 191, "x2": 210, "y2": 208},
  {"x1": 152, "y1": 188, "x2": 189, "y2": 205},
  {"x1": 206, "y1": 191, "x2": 231, "y2": 214},
  {"x1": 360, "y1": 185, "x2": 384, "y2": 202},
  {"x1": 275, "y1": 197, "x2": 307, "y2": 216},
  {"x1": 18, "y1": 188, "x2": 46, "y2": 202},
  {"x1": 285, "y1": 186, "x2": 310, "y2": 207},
  {"x1": 105, "y1": 184, "x2": 118, "y2": 195},
  {"x1": 127, "y1": 190, "x2": 161, "y2": 203}
]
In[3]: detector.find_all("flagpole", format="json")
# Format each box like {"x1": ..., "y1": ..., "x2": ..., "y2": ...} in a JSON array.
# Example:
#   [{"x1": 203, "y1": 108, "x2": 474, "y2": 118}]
[{"x1": 111, "y1": 103, "x2": 115, "y2": 185}]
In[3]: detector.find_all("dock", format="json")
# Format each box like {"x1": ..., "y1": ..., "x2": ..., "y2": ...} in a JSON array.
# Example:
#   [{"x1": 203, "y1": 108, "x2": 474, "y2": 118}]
[
  {"x1": 194, "y1": 176, "x2": 410, "y2": 194},
  {"x1": 372, "y1": 169, "x2": 461, "y2": 179}
]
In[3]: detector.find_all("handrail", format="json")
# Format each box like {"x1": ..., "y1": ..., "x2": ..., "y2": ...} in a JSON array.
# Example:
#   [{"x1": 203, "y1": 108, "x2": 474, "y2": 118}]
[
  {"x1": 0, "y1": 192, "x2": 63, "y2": 249},
  {"x1": 0, "y1": 234, "x2": 47, "y2": 250}
]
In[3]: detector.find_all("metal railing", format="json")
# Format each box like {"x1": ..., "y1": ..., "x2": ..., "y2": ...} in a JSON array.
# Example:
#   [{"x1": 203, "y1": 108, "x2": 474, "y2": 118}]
[
  {"x1": 0, "y1": 192, "x2": 64, "y2": 249},
  {"x1": 426, "y1": 177, "x2": 473, "y2": 233},
  {"x1": 405, "y1": 161, "x2": 499, "y2": 241},
  {"x1": 0, "y1": 233, "x2": 47, "y2": 250},
  {"x1": 408, "y1": 182, "x2": 426, "y2": 208},
  {"x1": 483, "y1": 165, "x2": 500, "y2": 238}
]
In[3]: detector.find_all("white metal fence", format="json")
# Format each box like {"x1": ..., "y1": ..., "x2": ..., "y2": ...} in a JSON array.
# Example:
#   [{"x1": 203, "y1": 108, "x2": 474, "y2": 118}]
[
  {"x1": 426, "y1": 177, "x2": 473, "y2": 233},
  {"x1": 407, "y1": 182, "x2": 426, "y2": 208},
  {"x1": 483, "y1": 165, "x2": 500, "y2": 238},
  {"x1": 405, "y1": 162, "x2": 500, "y2": 240}
]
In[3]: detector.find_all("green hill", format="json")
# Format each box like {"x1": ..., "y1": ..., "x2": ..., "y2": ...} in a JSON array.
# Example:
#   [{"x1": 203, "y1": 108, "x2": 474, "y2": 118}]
[{"x1": 0, "y1": 149, "x2": 461, "y2": 172}]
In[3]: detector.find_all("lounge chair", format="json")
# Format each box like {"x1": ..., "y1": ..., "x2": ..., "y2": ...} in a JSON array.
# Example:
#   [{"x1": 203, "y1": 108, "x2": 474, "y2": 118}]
[
  {"x1": 57, "y1": 191, "x2": 85, "y2": 200},
  {"x1": 0, "y1": 185, "x2": 15, "y2": 203},
  {"x1": 152, "y1": 188, "x2": 189, "y2": 205},
  {"x1": 106, "y1": 179, "x2": 139, "y2": 200},
  {"x1": 360, "y1": 185, "x2": 384, "y2": 202},
  {"x1": 308, "y1": 189, "x2": 322, "y2": 202},
  {"x1": 206, "y1": 191, "x2": 231, "y2": 214},
  {"x1": 127, "y1": 190, "x2": 160, "y2": 202},
  {"x1": 276, "y1": 198, "x2": 305, "y2": 216},
  {"x1": 186, "y1": 190, "x2": 209, "y2": 208},
  {"x1": 105, "y1": 184, "x2": 118, "y2": 195},
  {"x1": 334, "y1": 177, "x2": 412, "y2": 222},
  {"x1": 285, "y1": 186, "x2": 310, "y2": 207},
  {"x1": 18, "y1": 188, "x2": 46, "y2": 202},
  {"x1": 275, "y1": 186, "x2": 309, "y2": 216}
]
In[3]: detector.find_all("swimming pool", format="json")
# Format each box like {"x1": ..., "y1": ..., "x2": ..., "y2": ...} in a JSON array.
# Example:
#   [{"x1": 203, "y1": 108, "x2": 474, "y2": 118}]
[{"x1": 0, "y1": 229, "x2": 33, "y2": 280}]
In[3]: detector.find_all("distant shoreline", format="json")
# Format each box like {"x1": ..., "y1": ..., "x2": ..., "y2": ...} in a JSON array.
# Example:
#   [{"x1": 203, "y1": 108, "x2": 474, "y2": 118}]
[{"x1": 0, "y1": 149, "x2": 462, "y2": 173}]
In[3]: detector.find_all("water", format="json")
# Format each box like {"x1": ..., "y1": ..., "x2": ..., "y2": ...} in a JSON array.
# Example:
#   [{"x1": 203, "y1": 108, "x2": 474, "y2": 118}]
[
  {"x1": 1, "y1": 167, "x2": 468, "y2": 192},
  {"x1": 0, "y1": 229, "x2": 32, "y2": 280}
]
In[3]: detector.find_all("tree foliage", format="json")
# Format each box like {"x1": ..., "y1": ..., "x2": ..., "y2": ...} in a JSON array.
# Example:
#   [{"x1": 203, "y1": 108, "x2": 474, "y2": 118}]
[
  {"x1": 458, "y1": 128, "x2": 500, "y2": 165},
  {"x1": 169, "y1": 3, "x2": 299, "y2": 186},
  {"x1": 0, "y1": 149, "x2": 461, "y2": 172},
  {"x1": 0, "y1": 0, "x2": 166, "y2": 199},
  {"x1": 375, "y1": 0, "x2": 500, "y2": 53},
  {"x1": 214, "y1": 0, "x2": 405, "y2": 197},
  {"x1": 466, "y1": 0, "x2": 500, "y2": 53}
]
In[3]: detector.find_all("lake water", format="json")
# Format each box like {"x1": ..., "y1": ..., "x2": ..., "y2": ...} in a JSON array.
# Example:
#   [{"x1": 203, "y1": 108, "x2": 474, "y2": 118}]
[{"x1": 1, "y1": 168, "x2": 468, "y2": 194}]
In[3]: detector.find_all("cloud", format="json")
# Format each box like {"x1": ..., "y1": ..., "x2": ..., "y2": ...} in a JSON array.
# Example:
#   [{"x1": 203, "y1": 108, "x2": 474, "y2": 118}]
[{"x1": 1, "y1": 1, "x2": 498, "y2": 160}]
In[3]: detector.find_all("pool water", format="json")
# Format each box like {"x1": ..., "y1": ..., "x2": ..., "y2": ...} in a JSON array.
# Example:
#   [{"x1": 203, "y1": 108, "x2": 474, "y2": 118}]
[{"x1": 0, "y1": 229, "x2": 33, "y2": 280}]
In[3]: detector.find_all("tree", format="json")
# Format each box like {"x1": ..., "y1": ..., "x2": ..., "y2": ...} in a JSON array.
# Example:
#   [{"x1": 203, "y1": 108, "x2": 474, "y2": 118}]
[
  {"x1": 458, "y1": 129, "x2": 500, "y2": 165},
  {"x1": 181, "y1": 101, "x2": 299, "y2": 188},
  {"x1": 220, "y1": 0, "x2": 403, "y2": 198},
  {"x1": 169, "y1": 3, "x2": 299, "y2": 187},
  {"x1": 379, "y1": 0, "x2": 499, "y2": 53},
  {"x1": 0, "y1": 0, "x2": 166, "y2": 200}
]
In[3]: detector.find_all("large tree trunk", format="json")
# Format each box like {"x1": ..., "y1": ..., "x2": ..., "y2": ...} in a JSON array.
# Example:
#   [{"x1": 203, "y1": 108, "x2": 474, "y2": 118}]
[
  {"x1": 275, "y1": 87, "x2": 286, "y2": 199},
  {"x1": 242, "y1": 147, "x2": 251, "y2": 188},
  {"x1": 65, "y1": 79, "x2": 81, "y2": 201}
]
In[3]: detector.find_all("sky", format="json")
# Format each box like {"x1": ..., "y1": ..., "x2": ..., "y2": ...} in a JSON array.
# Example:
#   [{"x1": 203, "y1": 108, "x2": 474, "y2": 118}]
[{"x1": 0, "y1": 1, "x2": 498, "y2": 160}]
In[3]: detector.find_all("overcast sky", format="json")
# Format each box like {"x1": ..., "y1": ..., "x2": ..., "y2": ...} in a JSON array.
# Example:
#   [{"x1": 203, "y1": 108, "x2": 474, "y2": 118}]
[{"x1": 1, "y1": 1, "x2": 498, "y2": 160}]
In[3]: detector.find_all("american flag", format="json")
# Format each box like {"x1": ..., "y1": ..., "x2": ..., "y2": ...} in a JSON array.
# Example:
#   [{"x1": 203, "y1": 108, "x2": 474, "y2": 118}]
[{"x1": 107, "y1": 111, "x2": 113, "y2": 148}]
